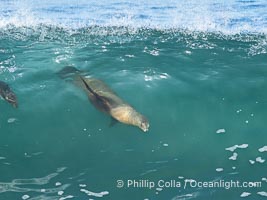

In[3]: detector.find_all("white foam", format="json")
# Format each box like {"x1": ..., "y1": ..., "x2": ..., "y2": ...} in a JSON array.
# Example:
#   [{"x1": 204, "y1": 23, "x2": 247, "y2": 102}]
[
  {"x1": 79, "y1": 184, "x2": 87, "y2": 187},
  {"x1": 216, "y1": 168, "x2": 223, "y2": 172},
  {"x1": 171, "y1": 193, "x2": 195, "y2": 200},
  {"x1": 159, "y1": 73, "x2": 169, "y2": 79},
  {"x1": 256, "y1": 157, "x2": 265, "y2": 163},
  {"x1": 58, "y1": 191, "x2": 64, "y2": 195},
  {"x1": 125, "y1": 54, "x2": 135, "y2": 58},
  {"x1": 55, "y1": 182, "x2": 62, "y2": 186},
  {"x1": 143, "y1": 69, "x2": 170, "y2": 82},
  {"x1": 150, "y1": 50, "x2": 159, "y2": 56},
  {"x1": 22, "y1": 195, "x2": 30, "y2": 200},
  {"x1": 216, "y1": 129, "x2": 226, "y2": 134},
  {"x1": 59, "y1": 196, "x2": 74, "y2": 200},
  {"x1": 249, "y1": 160, "x2": 255, "y2": 165},
  {"x1": 229, "y1": 152, "x2": 238, "y2": 161},
  {"x1": 1, "y1": 0, "x2": 266, "y2": 34},
  {"x1": 238, "y1": 144, "x2": 249, "y2": 149},
  {"x1": 80, "y1": 189, "x2": 109, "y2": 197},
  {"x1": 226, "y1": 144, "x2": 248, "y2": 152},
  {"x1": 258, "y1": 192, "x2": 267, "y2": 197},
  {"x1": 7, "y1": 0, "x2": 266, "y2": 33},
  {"x1": 185, "y1": 50, "x2": 192, "y2": 55},
  {"x1": 7, "y1": 118, "x2": 17, "y2": 123},
  {"x1": 240, "y1": 192, "x2": 251, "y2": 197},
  {"x1": 57, "y1": 167, "x2": 67, "y2": 173},
  {"x1": 259, "y1": 146, "x2": 267, "y2": 152},
  {"x1": 226, "y1": 146, "x2": 237, "y2": 152}
]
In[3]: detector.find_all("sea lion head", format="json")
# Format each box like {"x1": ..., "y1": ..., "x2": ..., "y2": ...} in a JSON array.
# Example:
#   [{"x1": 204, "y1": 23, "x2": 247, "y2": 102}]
[
  {"x1": 138, "y1": 115, "x2": 149, "y2": 132},
  {"x1": 5, "y1": 92, "x2": 18, "y2": 108}
]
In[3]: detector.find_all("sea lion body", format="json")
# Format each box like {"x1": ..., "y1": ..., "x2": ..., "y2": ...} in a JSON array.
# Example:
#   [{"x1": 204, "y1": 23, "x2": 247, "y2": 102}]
[
  {"x1": 0, "y1": 81, "x2": 18, "y2": 108},
  {"x1": 80, "y1": 77, "x2": 149, "y2": 132},
  {"x1": 58, "y1": 66, "x2": 149, "y2": 132}
]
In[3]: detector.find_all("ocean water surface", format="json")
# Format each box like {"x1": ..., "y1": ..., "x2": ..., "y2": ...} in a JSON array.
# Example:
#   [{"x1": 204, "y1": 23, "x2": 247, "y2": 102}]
[{"x1": 0, "y1": 0, "x2": 267, "y2": 199}]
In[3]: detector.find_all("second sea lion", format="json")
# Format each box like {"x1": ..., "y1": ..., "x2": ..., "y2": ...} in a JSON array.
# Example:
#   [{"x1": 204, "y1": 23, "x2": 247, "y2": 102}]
[{"x1": 0, "y1": 81, "x2": 18, "y2": 108}]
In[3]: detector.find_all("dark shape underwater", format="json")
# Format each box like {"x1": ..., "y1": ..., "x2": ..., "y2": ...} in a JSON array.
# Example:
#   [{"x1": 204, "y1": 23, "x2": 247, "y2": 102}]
[{"x1": 0, "y1": 81, "x2": 18, "y2": 108}]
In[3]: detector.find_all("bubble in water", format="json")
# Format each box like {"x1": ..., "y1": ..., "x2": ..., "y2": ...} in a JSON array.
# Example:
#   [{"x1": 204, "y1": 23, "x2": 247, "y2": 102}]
[
  {"x1": 240, "y1": 192, "x2": 251, "y2": 198},
  {"x1": 229, "y1": 152, "x2": 238, "y2": 161},
  {"x1": 216, "y1": 168, "x2": 223, "y2": 172},
  {"x1": 55, "y1": 182, "x2": 62, "y2": 186},
  {"x1": 7, "y1": 118, "x2": 17, "y2": 123},
  {"x1": 216, "y1": 129, "x2": 225, "y2": 134},
  {"x1": 259, "y1": 146, "x2": 267, "y2": 152},
  {"x1": 22, "y1": 195, "x2": 30, "y2": 200},
  {"x1": 256, "y1": 157, "x2": 265, "y2": 163},
  {"x1": 258, "y1": 192, "x2": 267, "y2": 197}
]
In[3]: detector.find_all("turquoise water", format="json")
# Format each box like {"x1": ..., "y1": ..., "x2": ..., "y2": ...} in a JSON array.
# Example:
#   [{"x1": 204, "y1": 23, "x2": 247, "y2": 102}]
[{"x1": 1, "y1": 1, "x2": 267, "y2": 200}]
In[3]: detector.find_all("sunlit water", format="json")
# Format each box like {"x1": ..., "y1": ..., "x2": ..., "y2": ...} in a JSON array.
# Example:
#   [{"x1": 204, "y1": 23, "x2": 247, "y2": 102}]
[{"x1": 0, "y1": 0, "x2": 267, "y2": 200}]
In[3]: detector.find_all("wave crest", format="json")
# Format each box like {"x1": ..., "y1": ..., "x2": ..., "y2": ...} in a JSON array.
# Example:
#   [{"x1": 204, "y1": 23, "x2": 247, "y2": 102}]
[{"x1": 1, "y1": 0, "x2": 267, "y2": 34}]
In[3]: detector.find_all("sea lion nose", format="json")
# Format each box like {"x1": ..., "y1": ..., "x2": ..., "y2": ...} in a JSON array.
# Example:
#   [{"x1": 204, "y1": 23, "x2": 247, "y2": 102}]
[
  {"x1": 142, "y1": 126, "x2": 149, "y2": 132},
  {"x1": 6, "y1": 96, "x2": 17, "y2": 108}
]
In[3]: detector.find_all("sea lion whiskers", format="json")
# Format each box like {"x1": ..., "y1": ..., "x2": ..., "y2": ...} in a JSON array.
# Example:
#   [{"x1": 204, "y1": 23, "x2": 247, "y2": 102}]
[
  {"x1": 4, "y1": 92, "x2": 17, "y2": 108},
  {"x1": 111, "y1": 106, "x2": 149, "y2": 132}
]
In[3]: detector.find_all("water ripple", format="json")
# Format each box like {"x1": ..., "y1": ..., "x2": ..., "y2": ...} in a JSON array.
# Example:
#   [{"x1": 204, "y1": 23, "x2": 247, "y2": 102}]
[{"x1": 0, "y1": 167, "x2": 70, "y2": 198}]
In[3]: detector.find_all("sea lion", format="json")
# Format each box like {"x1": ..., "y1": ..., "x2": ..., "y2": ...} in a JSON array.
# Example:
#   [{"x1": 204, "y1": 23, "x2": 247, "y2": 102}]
[
  {"x1": 0, "y1": 81, "x2": 18, "y2": 108},
  {"x1": 58, "y1": 66, "x2": 149, "y2": 132}
]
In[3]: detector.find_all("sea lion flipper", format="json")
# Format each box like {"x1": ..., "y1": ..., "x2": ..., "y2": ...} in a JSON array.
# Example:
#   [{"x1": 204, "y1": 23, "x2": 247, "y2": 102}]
[
  {"x1": 79, "y1": 76, "x2": 114, "y2": 111},
  {"x1": 79, "y1": 76, "x2": 97, "y2": 96},
  {"x1": 109, "y1": 117, "x2": 118, "y2": 127},
  {"x1": 79, "y1": 76, "x2": 105, "y2": 103},
  {"x1": 79, "y1": 76, "x2": 117, "y2": 106}
]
